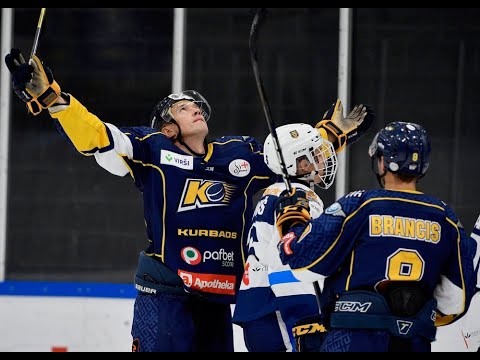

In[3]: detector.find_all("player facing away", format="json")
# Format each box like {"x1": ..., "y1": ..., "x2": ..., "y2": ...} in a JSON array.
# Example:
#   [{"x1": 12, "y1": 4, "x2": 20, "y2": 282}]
[
  {"x1": 5, "y1": 49, "x2": 373, "y2": 352},
  {"x1": 274, "y1": 121, "x2": 478, "y2": 352},
  {"x1": 233, "y1": 123, "x2": 338, "y2": 352}
]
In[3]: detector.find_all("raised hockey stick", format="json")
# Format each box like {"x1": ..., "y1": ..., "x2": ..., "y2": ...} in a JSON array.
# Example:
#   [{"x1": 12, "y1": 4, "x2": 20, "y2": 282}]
[
  {"x1": 248, "y1": 8, "x2": 323, "y2": 309},
  {"x1": 249, "y1": 8, "x2": 293, "y2": 195},
  {"x1": 30, "y1": 8, "x2": 47, "y2": 60}
]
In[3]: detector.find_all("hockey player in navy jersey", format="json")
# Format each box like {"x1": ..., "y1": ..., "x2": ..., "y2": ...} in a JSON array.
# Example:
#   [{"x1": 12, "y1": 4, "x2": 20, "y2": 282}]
[
  {"x1": 275, "y1": 121, "x2": 479, "y2": 352},
  {"x1": 232, "y1": 123, "x2": 339, "y2": 351},
  {"x1": 434, "y1": 215, "x2": 480, "y2": 352},
  {"x1": 5, "y1": 49, "x2": 373, "y2": 352}
]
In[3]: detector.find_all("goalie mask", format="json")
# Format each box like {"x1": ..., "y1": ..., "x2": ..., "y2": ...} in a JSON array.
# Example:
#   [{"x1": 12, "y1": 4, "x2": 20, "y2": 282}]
[
  {"x1": 368, "y1": 121, "x2": 431, "y2": 181},
  {"x1": 150, "y1": 90, "x2": 212, "y2": 129},
  {"x1": 264, "y1": 123, "x2": 338, "y2": 189}
]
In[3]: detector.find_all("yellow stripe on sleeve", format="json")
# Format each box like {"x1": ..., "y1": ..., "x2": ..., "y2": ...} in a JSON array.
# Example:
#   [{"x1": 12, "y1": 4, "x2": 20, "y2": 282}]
[{"x1": 49, "y1": 95, "x2": 111, "y2": 153}]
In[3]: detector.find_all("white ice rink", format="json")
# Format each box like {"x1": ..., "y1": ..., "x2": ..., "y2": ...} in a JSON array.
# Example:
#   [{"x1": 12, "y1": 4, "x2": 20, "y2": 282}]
[{"x1": 0, "y1": 283, "x2": 478, "y2": 352}]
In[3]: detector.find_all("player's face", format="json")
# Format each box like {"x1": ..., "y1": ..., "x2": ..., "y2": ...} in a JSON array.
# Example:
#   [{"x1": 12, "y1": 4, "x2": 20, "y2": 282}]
[
  {"x1": 311, "y1": 147, "x2": 327, "y2": 184},
  {"x1": 170, "y1": 100, "x2": 209, "y2": 137},
  {"x1": 297, "y1": 149, "x2": 325, "y2": 184}
]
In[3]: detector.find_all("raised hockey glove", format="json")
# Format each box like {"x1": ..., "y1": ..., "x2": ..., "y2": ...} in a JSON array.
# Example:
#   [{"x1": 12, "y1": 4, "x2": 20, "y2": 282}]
[
  {"x1": 315, "y1": 99, "x2": 375, "y2": 153},
  {"x1": 5, "y1": 48, "x2": 61, "y2": 115},
  {"x1": 275, "y1": 188, "x2": 311, "y2": 238}
]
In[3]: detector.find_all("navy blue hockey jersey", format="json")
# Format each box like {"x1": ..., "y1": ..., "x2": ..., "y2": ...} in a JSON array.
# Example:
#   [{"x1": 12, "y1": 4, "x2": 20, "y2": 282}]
[
  {"x1": 278, "y1": 188, "x2": 478, "y2": 325},
  {"x1": 50, "y1": 95, "x2": 276, "y2": 304}
]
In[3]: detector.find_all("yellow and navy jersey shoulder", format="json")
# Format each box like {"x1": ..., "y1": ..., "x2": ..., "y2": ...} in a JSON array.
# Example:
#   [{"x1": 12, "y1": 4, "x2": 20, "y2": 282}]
[
  {"x1": 120, "y1": 129, "x2": 276, "y2": 303},
  {"x1": 49, "y1": 96, "x2": 277, "y2": 303},
  {"x1": 280, "y1": 188, "x2": 477, "y2": 323}
]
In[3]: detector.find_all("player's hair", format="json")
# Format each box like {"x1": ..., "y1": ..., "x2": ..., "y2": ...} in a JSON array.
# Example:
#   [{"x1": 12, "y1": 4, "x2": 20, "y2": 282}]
[
  {"x1": 264, "y1": 123, "x2": 338, "y2": 189},
  {"x1": 150, "y1": 90, "x2": 211, "y2": 129},
  {"x1": 368, "y1": 121, "x2": 431, "y2": 179}
]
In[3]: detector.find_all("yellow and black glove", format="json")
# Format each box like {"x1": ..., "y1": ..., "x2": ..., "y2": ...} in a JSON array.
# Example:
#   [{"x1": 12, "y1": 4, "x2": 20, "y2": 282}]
[
  {"x1": 5, "y1": 48, "x2": 61, "y2": 115},
  {"x1": 316, "y1": 99, "x2": 375, "y2": 153},
  {"x1": 275, "y1": 188, "x2": 311, "y2": 238}
]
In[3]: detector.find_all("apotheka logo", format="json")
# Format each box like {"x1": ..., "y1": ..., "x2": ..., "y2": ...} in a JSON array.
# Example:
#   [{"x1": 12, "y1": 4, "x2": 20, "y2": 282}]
[
  {"x1": 181, "y1": 246, "x2": 202, "y2": 265},
  {"x1": 178, "y1": 270, "x2": 236, "y2": 295}
]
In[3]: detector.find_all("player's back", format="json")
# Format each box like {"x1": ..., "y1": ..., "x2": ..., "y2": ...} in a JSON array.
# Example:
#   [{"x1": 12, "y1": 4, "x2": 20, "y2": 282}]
[{"x1": 321, "y1": 188, "x2": 464, "y2": 299}]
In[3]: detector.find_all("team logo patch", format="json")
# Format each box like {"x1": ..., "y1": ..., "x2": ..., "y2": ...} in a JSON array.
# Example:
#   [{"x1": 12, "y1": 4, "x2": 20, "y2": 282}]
[
  {"x1": 181, "y1": 246, "x2": 202, "y2": 265},
  {"x1": 228, "y1": 159, "x2": 251, "y2": 177},
  {"x1": 178, "y1": 179, "x2": 235, "y2": 212},
  {"x1": 289, "y1": 130, "x2": 299, "y2": 138},
  {"x1": 325, "y1": 202, "x2": 344, "y2": 216}
]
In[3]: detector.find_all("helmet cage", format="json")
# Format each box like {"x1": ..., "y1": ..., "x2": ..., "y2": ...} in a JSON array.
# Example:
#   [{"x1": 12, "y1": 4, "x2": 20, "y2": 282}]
[
  {"x1": 264, "y1": 123, "x2": 338, "y2": 190},
  {"x1": 300, "y1": 140, "x2": 338, "y2": 189}
]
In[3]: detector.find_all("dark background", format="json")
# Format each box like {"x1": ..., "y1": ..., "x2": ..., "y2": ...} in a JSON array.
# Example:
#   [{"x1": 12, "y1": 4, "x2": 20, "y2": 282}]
[{"x1": 4, "y1": 8, "x2": 479, "y2": 282}]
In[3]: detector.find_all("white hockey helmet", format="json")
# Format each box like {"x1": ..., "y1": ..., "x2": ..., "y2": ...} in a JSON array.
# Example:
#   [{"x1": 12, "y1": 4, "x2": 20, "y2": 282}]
[{"x1": 264, "y1": 123, "x2": 338, "y2": 189}]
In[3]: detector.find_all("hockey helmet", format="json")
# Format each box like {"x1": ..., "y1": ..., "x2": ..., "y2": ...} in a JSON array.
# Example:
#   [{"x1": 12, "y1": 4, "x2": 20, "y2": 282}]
[
  {"x1": 264, "y1": 123, "x2": 338, "y2": 189},
  {"x1": 368, "y1": 121, "x2": 431, "y2": 177},
  {"x1": 150, "y1": 90, "x2": 212, "y2": 129}
]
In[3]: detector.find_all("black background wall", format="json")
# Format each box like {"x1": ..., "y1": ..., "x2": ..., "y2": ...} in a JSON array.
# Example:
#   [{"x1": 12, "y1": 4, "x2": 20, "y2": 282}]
[{"x1": 4, "y1": 8, "x2": 479, "y2": 282}]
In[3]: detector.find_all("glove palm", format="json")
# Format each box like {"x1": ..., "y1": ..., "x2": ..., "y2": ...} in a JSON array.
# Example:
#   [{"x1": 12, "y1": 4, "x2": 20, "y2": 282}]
[{"x1": 316, "y1": 99, "x2": 375, "y2": 153}]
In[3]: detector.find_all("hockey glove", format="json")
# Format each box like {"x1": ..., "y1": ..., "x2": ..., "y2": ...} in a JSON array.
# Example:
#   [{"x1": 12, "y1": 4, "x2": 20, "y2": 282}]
[
  {"x1": 275, "y1": 188, "x2": 311, "y2": 238},
  {"x1": 315, "y1": 99, "x2": 375, "y2": 153},
  {"x1": 5, "y1": 48, "x2": 61, "y2": 115}
]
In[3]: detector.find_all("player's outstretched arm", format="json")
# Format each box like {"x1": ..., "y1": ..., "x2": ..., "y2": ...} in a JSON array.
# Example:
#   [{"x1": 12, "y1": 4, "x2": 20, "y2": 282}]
[{"x1": 5, "y1": 49, "x2": 132, "y2": 177}]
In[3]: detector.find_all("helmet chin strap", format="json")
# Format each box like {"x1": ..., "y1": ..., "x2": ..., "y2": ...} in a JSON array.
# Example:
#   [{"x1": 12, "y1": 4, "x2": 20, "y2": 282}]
[
  {"x1": 372, "y1": 158, "x2": 387, "y2": 188},
  {"x1": 177, "y1": 138, "x2": 206, "y2": 157},
  {"x1": 297, "y1": 171, "x2": 318, "y2": 191},
  {"x1": 309, "y1": 170, "x2": 319, "y2": 190},
  {"x1": 375, "y1": 173, "x2": 387, "y2": 188},
  {"x1": 170, "y1": 119, "x2": 206, "y2": 157}
]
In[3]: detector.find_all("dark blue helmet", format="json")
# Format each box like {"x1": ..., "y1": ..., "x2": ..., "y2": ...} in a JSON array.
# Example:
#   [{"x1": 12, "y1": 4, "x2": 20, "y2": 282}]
[
  {"x1": 368, "y1": 121, "x2": 431, "y2": 177},
  {"x1": 150, "y1": 90, "x2": 211, "y2": 129}
]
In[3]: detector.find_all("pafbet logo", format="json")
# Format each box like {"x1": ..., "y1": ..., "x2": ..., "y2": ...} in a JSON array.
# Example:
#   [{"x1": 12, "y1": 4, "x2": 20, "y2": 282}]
[{"x1": 181, "y1": 246, "x2": 202, "y2": 265}]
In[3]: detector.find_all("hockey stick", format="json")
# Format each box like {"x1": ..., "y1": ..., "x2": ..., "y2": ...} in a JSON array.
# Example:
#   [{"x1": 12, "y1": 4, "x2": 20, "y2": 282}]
[
  {"x1": 249, "y1": 8, "x2": 293, "y2": 194},
  {"x1": 30, "y1": 8, "x2": 47, "y2": 60},
  {"x1": 248, "y1": 8, "x2": 323, "y2": 310}
]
